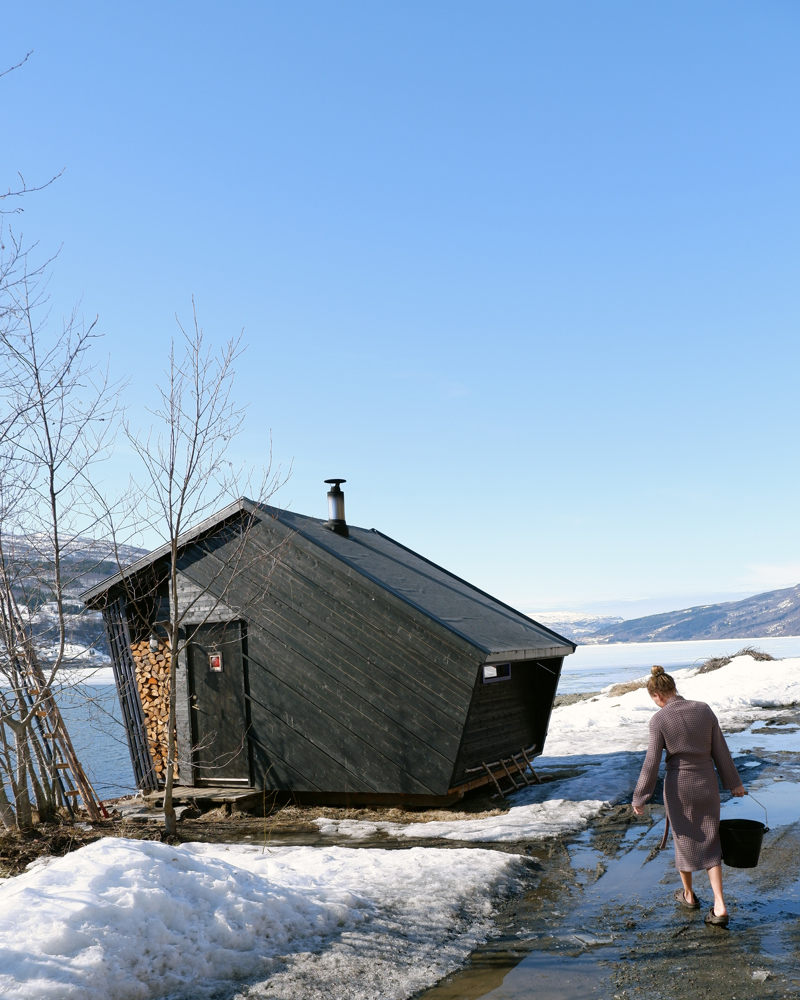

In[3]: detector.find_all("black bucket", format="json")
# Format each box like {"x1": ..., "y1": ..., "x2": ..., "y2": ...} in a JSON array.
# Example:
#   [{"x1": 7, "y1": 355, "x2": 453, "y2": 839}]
[{"x1": 719, "y1": 795, "x2": 769, "y2": 869}]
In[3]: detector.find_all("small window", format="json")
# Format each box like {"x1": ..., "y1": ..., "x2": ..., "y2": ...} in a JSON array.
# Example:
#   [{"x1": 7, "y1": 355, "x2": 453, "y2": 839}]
[
  {"x1": 208, "y1": 652, "x2": 223, "y2": 672},
  {"x1": 483, "y1": 663, "x2": 511, "y2": 683}
]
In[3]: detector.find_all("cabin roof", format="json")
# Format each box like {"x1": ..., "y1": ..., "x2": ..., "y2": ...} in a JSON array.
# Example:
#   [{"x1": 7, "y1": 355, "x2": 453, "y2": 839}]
[{"x1": 81, "y1": 497, "x2": 575, "y2": 659}]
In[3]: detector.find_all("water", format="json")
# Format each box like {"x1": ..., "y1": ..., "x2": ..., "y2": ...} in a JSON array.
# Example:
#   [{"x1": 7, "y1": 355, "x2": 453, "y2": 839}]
[{"x1": 56, "y1": 683, "x2": 137, "y2": 800}]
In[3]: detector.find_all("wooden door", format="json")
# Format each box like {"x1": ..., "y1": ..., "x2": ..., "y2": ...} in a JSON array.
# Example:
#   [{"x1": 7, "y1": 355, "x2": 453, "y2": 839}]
[{"x1": 187, "y1": 621, "x2": 250, "y2": 785}]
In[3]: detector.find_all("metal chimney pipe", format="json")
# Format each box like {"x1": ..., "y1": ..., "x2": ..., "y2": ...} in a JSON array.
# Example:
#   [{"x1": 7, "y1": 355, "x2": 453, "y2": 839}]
[{"x1": 323, "y1": 479, "x2": 349, "y2": 537}]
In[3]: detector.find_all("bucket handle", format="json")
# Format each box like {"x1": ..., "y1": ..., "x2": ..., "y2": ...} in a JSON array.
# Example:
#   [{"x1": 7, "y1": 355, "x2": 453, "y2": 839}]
[{"x1": 746, "y1": 792, "x2": 769, "y2": 833}]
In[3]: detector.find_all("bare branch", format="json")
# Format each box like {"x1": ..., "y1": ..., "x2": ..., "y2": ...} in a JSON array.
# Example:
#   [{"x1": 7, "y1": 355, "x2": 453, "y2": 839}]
[{"x1": 0, "y1": 51, "x2": 32, "y2": 80}]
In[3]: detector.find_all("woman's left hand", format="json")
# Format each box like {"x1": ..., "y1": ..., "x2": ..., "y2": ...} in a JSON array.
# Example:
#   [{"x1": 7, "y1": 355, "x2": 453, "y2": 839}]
[
  {"x1": 632, "y1": 804, "x2": 644, "y2": 815},
  {"x1": 731, "y1": 784, "x2": 747, "y2": 797}
]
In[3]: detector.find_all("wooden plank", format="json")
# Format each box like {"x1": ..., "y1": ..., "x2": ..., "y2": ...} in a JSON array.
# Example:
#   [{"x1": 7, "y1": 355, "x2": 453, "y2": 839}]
[
  {"x1": 246, "y1": 692, "x2": 375, "y2": 792},
  {"x1": 236, "y1": 580, "x2": 465, "y2": 752},
  {"x1": 174, "y1": 572, "x2": 235, "y2": 624},
  {"x1": 245, "y1": 632, "x2": 447, "y2": 793},
  {"x1": 197, "y1": 516, "x2": 480, "y2": 690},
  {"x1": 229, "y1": 561, "x2": 470, "y2": 727},
  {"x1": 180, "y1": 531, "x2": 478, "y2": 736},
  {"x1": 451, "y1": 664, "x2": 538, "y2": 785},
  {"x1": 244, "y1": 625, "x2": 457, "y2": 770},
  {"x1": 168, "y1": 514, "x2": 486, "y2": 796},
  {"x1": 247, "y1": 729, "x2": 323, "y2": 792},
  {"x1": 246, "y1": 643, "x2": 440, "y2": 793},
  {"x1": 183, "y1": 548, "x2": 465, "y2": 791}
]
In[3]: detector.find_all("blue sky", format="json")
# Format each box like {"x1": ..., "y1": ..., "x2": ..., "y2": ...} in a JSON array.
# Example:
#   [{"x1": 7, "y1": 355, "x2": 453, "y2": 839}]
[{"x1": 3, "y1": 2, "x2": 800, "y2": 614}]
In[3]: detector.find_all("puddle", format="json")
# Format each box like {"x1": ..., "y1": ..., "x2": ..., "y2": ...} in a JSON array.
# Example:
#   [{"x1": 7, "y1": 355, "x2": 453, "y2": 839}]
[
  {"x1": 728, "y1": 715, "x2": 800, "y2": 755},
  {"x1": 419, "y1": 815, "x2": 668, "y2": 1000},
  {"x1": 721, "y1": 777, "x2": 800, "y2": 829}
]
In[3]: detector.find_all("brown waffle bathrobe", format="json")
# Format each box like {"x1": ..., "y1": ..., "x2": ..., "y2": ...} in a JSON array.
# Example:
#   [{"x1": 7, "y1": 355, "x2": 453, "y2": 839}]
[{"x1": 633, "y1": 695, "x2": 742, "y2": 871}]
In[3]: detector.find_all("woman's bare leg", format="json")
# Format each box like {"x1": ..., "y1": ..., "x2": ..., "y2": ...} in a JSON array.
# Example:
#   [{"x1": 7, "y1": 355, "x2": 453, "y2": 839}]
[
  {"x1": 707, "y1": 866, "x2": 727, "y2": 916},
  {"x1": 679, "y1": 870, "x2": 696, "y2": 904}
]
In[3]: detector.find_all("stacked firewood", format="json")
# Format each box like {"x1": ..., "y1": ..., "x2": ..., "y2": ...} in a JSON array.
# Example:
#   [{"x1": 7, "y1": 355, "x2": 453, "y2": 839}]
[{"x1": 131, "y1": 637, "x2": 178, "y2": 782}]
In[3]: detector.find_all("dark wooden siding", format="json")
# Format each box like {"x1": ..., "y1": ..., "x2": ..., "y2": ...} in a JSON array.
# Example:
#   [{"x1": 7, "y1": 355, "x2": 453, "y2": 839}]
[
  {"x1": 176, "y1": 515, "x2": 483, "y2": 796},
  {"x1": 449, "y1": 657, "x2": 563, "y2": 786}
]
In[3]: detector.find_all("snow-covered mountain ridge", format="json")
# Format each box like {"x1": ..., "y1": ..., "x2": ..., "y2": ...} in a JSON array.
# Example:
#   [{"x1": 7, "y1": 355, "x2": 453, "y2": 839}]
[{"x1": 533, "y1": 583, "x2": 800, "y2": 643}]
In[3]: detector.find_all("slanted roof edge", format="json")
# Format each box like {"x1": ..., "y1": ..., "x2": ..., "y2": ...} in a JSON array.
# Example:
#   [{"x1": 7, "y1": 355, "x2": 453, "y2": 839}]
[
  {"x1": 80, "y1": 497, "x2": 257, "y2": 605},
  {"x1": 485, "y1": 646, "x2": 575, "y2": 662},
  {"x1": 277, "y1": 516, "x2": 492, "y2": 657},
  {"x1": 367, "y1": 528, "x2": 577, "y2": 654}
]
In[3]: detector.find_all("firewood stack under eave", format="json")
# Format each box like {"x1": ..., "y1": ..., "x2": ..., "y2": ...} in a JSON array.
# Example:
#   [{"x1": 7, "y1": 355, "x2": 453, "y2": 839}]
[{"x1": 131, "y1": 638, "x2": 178, "y2": 782}]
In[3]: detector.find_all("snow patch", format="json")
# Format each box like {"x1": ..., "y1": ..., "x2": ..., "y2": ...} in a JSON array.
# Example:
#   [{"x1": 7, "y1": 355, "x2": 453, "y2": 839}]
[
  {"x1": 0, "y1": 837, "x2": 523, "y2": 1000},
  {"x1": 315, "y1": 752, "x2": 643, "y2": 843},
  {"x1": 315, "y1": 798, "x2": 604, "y2": 843}
]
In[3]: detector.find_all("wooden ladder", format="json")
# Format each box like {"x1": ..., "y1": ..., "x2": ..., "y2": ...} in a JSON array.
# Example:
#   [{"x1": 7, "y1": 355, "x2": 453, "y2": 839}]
[
  {"x1": 466, "y1": 744, "x2": 542, "y2": 799},
  {"x1": 24, "y1": 658, "x2": 108, "y2": 822}
]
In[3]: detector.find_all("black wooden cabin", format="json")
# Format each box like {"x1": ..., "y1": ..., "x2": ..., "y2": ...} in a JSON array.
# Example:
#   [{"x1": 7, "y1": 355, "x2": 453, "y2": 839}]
[{"x1": 82, "y1": 486, "x2": 575, "y2": 804}]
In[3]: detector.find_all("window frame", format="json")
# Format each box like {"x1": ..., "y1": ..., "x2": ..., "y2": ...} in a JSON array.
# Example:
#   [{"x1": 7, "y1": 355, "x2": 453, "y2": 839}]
[{"x1": 482, "y1": 662, "x2": 512, "y2": 684}]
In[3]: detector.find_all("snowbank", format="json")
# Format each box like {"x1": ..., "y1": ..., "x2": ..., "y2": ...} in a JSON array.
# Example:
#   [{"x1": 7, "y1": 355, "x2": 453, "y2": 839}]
[
  {"x1": 0, "y1": 837, "x2": 523, "y2": 1000},
  {"x1": 544, "y1": 654, "x2": 800, "y2": 757},
  {"x1": 315, "y1": 797, "x2": 604, "y2": 842}
]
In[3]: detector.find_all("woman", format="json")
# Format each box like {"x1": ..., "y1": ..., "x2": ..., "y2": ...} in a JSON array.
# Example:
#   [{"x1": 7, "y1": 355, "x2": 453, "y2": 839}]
[{"x1": 632, "y1": 665, "x2": 746, "y2": 926}]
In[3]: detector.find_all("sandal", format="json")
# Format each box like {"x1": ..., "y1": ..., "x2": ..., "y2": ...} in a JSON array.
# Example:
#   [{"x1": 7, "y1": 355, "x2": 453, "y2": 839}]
[
  {"x1": 704, "y1": 906, "x2": 729, "y2": 926},
  {"x1": 674, "y1": 888, "x2": 700, "y2": 909}
]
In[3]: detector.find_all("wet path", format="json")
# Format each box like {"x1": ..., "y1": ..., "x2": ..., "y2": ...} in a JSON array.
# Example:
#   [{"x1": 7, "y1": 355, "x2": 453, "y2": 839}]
[{"x1": 417, "y1": 749, "x2": 800, "y2": 999}]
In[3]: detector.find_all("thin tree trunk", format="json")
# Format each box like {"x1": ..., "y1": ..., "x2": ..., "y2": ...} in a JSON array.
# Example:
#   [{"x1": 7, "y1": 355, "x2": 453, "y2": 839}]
[
  {"x1": 0, "y1": 778, "x2": 15, "y2": 829},
  {"x1": 162, "y1": 620, "x2": 178, "y2": 837},
  {"x1": 13, "y1": 731, "x2": 34, "y2": 830},
  {"x1": 24, "y1": 727, "x2": 56, "y2": 823},
  {"x1": 28, "y1": 722, "x2": 57, "y2": 816}
]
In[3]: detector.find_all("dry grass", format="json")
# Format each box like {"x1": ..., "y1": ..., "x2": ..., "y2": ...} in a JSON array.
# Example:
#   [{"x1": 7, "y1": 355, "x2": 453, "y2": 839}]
[
  {"x1": 696, "y1": 645, "x2": 775, "y2": 674},
  {"x1": 553, "y1": 691, "x2": 601, "y2": 708},
  {"x1": 607, "y1": 679, "x2": 648, "y2": 697}
]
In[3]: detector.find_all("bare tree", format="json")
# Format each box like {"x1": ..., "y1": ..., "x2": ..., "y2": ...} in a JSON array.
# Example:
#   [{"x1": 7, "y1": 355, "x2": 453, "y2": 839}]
[
  {"x1": 122, "y1": 300, "x2": 284, "y2": 837},
  {"x1": 0, "y1": 50, "x2": 117, "y2": 830},
  {"x1": 0, "y1": 257, "x2": 122, "y2": 828}
]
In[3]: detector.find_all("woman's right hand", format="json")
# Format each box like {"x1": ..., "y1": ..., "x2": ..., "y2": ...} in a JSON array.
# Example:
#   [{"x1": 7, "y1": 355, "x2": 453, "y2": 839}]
[{"x1": 731, "y1": 784, "x2": 747, "y2": 797}]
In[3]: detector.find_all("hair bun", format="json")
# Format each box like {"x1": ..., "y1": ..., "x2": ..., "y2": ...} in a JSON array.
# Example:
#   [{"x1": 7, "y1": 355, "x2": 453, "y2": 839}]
[{"x1": 651, "y1": 665, "x2": 665, "y2": 676}]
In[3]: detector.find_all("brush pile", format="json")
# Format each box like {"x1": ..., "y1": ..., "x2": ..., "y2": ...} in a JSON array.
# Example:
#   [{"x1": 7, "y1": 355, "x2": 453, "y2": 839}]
[
  {"x1": 697, "y1": 645, "x2": 775, "y2": 674},
  {"x1": 131, "y1": 637, "x2": 178, "y2": 782}
]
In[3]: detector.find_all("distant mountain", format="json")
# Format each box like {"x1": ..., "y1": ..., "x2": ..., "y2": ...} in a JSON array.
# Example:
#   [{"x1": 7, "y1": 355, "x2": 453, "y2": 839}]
[
  {"x1": 3, "y1": 534, "x2": 147, "y2": 667},
  {"x1": 581, "y1": 584, "x2": 800, "y2": 644},
  {"x1": 527, "y1": 611, "x2": 625, "y2": 642},
  {"x1": 4, "y1": 533, "x2": 146, "y2": 598}
]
